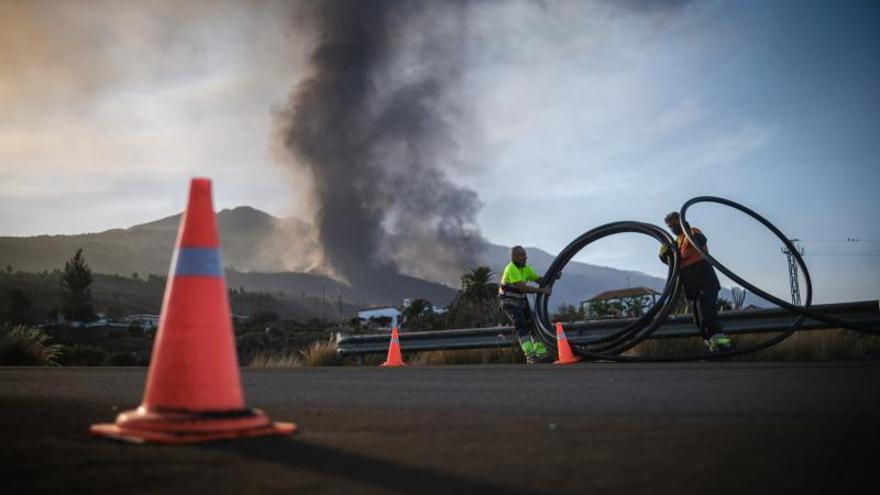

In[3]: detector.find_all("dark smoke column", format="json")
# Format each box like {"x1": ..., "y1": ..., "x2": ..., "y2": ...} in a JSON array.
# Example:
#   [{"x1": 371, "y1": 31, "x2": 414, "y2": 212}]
[{"x1": 277, "y1": 0, "x2": 485, "y2": 285}]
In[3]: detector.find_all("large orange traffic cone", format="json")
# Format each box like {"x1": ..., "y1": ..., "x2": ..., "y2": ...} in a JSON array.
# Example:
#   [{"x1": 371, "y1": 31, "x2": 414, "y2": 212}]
[
  {"x1": 91, "y1": 178, "x2": 296, "y2": 443},
  {"x1": 554, "y1": 322, "x2": 583, "y2": 365},
  {"x1": 380, "y1": 327, "x2": 406, "y2": 367}
]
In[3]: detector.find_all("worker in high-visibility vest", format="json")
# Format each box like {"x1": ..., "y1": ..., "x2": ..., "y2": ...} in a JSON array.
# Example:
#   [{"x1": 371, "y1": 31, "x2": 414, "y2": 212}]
[
  {"x1": 499, "y1": 245, "x2": 558, "y2": 364},
  {"x1": 660, "y1": 212, "x2": 733, "y2": 352}
]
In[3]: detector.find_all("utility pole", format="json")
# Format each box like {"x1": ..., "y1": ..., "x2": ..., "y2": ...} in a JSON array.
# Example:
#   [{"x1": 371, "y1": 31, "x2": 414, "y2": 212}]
[
  {"x1": 322, "y1": 286, "x2": 326, "y2": 327},
  {"x1": 781, "y1": 239, "x2": 805, "y2": 306}
]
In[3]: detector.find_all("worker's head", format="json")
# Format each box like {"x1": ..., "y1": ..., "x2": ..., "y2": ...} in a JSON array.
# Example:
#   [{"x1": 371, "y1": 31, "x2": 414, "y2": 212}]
[
  {"x1": 510, "y1": 245, "x2": 527, "y2": 267},
  {"x1": 664, "y1": 212, "x2": 683, "y2": 235}
]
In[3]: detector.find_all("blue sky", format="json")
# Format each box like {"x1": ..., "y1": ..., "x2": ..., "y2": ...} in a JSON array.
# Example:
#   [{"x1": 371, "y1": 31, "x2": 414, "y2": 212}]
[{"x1": 1, "y1": 0, "x2": 877, "y2": 303}]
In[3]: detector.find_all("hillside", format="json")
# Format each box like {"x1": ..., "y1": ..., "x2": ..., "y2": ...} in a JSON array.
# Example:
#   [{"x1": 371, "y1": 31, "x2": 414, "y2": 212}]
[
  {"x1": 0, "y1": 206, "x2": 741, "y2": 309},
  {"x1": 0, "y1": 270, "x2": 358, "y2": 324}
]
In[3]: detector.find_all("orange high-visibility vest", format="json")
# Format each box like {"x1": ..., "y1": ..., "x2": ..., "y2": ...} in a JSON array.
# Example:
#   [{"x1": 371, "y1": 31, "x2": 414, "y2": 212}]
[{"x1": 677, "y1": 228, "x2": 708, "y2": 269}]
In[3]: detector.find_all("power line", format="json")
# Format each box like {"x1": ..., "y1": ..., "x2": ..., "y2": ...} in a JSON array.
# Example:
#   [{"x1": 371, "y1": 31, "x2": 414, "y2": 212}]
[
  {"x1": 807, "y1": 252, "x2": 880, "y2": 257},
  {"x1": 799, "y1": 238, "x2": 880, "y2": 243}
]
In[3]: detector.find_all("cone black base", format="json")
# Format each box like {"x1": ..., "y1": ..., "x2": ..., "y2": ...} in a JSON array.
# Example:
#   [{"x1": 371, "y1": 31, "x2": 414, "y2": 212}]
[{"x1": 91, "y1": 407, "x2": 296, "y2": 444}]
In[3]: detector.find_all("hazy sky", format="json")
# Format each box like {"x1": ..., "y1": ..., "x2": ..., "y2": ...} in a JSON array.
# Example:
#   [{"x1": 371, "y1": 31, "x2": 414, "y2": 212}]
[{"x1": 1, "y1": 0, "x2": 878, "y2": 303}]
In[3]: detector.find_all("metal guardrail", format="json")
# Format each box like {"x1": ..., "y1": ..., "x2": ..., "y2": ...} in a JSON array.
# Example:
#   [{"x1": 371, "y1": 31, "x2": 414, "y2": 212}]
[{"x1": 336, "y1": 300, "x2": 880, "y2": 357}]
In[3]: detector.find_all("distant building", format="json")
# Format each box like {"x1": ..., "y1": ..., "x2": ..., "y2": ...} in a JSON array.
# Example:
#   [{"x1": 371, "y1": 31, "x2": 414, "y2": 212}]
[
  {"x1": 124, "y1": 314, "x2": 160, "y2": 331},
  {"x1": 357, "y1": 307, "x2": 400, "y2": 329},
  {"x1": 582, "y1": 287, "x2": 659, "y2": 319},
  {"x1": 402, "y1": 298, "x2": 448, "y2": 315}
]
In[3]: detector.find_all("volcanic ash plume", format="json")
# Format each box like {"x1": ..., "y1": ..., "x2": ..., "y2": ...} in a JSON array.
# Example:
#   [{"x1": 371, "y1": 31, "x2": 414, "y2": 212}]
[{"x1": 274, "y1": 0, "x2": 486, "y2": 286}]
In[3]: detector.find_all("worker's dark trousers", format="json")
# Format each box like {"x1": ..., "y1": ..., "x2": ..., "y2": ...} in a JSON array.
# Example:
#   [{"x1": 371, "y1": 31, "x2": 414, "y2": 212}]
[
  {"x1": 691, "y1": 289, "x2": 723, "y2": 340},
  {"x1": 501, "y1": 302, "x2": 533, "y2": 342}
]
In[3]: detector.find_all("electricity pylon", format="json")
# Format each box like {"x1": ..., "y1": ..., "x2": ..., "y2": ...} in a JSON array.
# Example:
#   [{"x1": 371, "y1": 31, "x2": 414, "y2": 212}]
[{"x1": 781, "y1": 239, "x2": 805, "y2": 305}]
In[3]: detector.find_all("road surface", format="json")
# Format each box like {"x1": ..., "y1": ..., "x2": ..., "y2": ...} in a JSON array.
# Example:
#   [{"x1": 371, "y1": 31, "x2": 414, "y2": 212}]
[{"x1": 2, "y1": 362, "x2": 878, "y2": 494}]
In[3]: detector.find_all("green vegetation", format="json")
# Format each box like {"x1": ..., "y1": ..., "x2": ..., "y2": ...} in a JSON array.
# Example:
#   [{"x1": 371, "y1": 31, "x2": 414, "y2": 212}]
[
  {"x1": 58, "y1": 344, "x2": 108, "y2": 366},
  {"x1": 0, "y1": 325, "x2": 61, "y2": 365},
  {"x1": 3, "y1": 249, "x2": 875, "y2": 366},
  {"x1": 552, "y1": 303, "x2": 585, "y2": 322},
  {"x1": 61, "y1": 248, "x2": 96, "y2": 322},
  {"x1": 446, "y1": 266, "x2": 503, "y2": 328}
]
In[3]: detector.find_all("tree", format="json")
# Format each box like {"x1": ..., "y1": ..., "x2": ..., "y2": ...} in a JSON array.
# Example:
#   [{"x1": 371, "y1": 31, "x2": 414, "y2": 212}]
[
  {"x1": 731, "y1": 287, "x2": 747, "y2": 310},
  {"x1": 5, "y1": 289, "x2": 32, "y2": 325},
  {"x1": 368, "y1": 316, "x2": 392, "y2": 328},
  {"x1": 552, "y1": 303, "x2": 585, "y2": 322},
  {"x1": 61, "y1": 249, "x2": 96, "y2": 322},
  {"x1": 5, "y1": 264, "x2": 11, "y2": 274},
  {"x1": 461, "y1": 267, "x2": 496, "y2": 301},
  {"x1": 717, "y1": 298, "x2": 733, "y2": 312},
  {"x1": 447, "y1": 266, "x2": 503, "y2": 328},
  {"x1": 104, "y1": 296, "x2": 125, "y2": 320},
  {"x1": 402, "y1": 298, "x2": 433, "y2": 322}
]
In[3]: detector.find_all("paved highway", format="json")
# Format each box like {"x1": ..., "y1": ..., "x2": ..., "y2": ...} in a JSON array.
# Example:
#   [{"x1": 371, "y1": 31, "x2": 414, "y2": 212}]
[{"x1": 2, "y1": 362, "x2": 878, "y2": 494}]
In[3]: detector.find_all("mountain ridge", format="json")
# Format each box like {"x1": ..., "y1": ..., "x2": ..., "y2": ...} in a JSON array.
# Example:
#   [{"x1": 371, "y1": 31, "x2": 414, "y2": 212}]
[{"x1": 0, "y1": 206, "x2": 701, "y2": 309}]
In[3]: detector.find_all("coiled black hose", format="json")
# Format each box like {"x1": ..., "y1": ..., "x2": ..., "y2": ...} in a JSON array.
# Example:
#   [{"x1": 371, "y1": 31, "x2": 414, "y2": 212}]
[
  {"x1": 532, "y1": 196, "x2": 875, "y2": 362},
  {"x1": 680, "y1": 196, "x2": 878, "y2": 336}
]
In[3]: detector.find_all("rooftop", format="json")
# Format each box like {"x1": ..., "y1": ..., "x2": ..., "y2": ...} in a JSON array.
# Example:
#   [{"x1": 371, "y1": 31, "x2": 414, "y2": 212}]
[{"x1": 588, "y1": 287, "x2": 659, "y2": 302}]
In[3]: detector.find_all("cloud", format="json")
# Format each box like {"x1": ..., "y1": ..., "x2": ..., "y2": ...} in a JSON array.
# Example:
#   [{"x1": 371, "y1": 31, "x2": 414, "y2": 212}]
[{"x1": 0, "y1": 0, "x2": 307, "y2": 234}]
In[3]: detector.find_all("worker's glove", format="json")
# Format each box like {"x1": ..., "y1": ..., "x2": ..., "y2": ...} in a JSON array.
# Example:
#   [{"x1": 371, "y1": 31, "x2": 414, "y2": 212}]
[
  {"x1": 658, "y1": 243, "x2": 671, "y2": 258},
  {"x1": 658, "y1": 243, "x2": 673, "y2": 264}
]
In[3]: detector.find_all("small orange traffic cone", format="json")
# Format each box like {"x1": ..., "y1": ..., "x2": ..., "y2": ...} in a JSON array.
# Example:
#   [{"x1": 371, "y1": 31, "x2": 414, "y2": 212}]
[
  {"x1": 380, "y1": 327, "x2": 406, "y2": 367},
  {"x1": 554, "y1": 322, "x2": 583, "y2": 365},
  {"x1": 91, "y1": 178, "x2": 296, "y2": 443}
]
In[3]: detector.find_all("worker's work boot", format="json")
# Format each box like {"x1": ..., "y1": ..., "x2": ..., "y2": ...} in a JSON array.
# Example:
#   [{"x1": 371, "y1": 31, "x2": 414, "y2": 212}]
[
  {"x1": 533, "y1": 341, "x2": 553, "y2": 363},
  {"x1": 706, "y1": 333, "x2": 733, "y2": 353},
  {"x1": 520, "y1": 339, "x2": 538, "y2": 364}
]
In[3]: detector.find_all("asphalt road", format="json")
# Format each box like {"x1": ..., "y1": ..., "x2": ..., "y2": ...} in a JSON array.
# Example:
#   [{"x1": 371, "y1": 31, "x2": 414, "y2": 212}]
[{"x1": 2, "y1": 362, "x2": 878, "y2": 494}]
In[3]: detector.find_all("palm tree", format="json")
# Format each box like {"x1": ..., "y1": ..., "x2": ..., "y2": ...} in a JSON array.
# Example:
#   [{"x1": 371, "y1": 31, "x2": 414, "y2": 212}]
[
  {"x1": 448, "y1": 267, "x2": 502, "y2": 328},
  {"x1": 460, "y1": 266, "x2": 496, "y2": 301}
]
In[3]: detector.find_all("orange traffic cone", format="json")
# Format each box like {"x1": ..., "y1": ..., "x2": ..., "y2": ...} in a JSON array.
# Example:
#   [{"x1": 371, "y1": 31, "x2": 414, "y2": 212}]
[
  {"x1": 380, "y1": 327, "x2": 406, "y2": 367},
  {"x1": 91, "y1": 178, "x2": 296, "y2": 443},
  {"x1": 554, "y1": 322, "x2": 583, "y2": 365}
]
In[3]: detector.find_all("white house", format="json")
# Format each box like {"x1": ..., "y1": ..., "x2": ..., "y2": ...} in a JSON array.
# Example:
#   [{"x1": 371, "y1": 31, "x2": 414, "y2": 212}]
[
  {"x1": 357, "y1": 307, "x2": 400, "y2": 328},
  {"x1": 124, "y1": 314, "x2": 161, "y2": 331}
]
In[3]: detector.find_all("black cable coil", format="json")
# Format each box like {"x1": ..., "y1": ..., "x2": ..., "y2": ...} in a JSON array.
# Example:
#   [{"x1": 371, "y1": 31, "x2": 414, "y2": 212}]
[{"x1": 532, "y1": 196, "x2": 877, "y2": 362}]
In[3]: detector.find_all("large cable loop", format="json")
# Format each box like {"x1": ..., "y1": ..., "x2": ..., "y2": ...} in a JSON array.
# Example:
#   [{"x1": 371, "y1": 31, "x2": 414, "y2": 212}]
[
  {"x1": 680, "y1": 196, "x2": 878, "y2": 335},
  {"x1": 530, "y1": 196, "x2": 875, "y2": 362},
  {"x1": 532, "y1": 222, "x2": 683, "y2": 359}
]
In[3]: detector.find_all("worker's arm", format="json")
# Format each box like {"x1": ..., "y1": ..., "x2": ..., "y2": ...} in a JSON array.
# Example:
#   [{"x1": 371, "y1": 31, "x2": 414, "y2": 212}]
[
  {"x1": 535, "y1": 272, "x2": 561, "y2": 285},
  {"x1": 659, "y1": 243, "x2": 672, "y2": 264},
  {"x1": 692, "y1": 231, "x2": 708, "y2": 249},
  {"x1": 510, "y1": 281, "x2": 551, "y2": 294}
]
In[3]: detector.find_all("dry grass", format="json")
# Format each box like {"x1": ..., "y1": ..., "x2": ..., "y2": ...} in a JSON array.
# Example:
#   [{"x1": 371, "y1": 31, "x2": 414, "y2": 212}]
[
  {"x1": 0, "y1": 325, "x2": 61, "y2": 366},
  {"x1": 247, "y1": 351, "x2": 302, "y2": 368},
  {"x1": 748, "y1": 329, "x2": 880, "y2": 361},
  {"x1": 626, "y1": 328, "x2": 880, "y2": 360},
  {"x1": 625, "y1": 336, "x2": 706, "y2": 358},
  {"x1": 299, "y1": 337, "x2": 343, "y2": 366},
  {"x1": 409, "y1": 346, "x2": 524, "y2": 365}
]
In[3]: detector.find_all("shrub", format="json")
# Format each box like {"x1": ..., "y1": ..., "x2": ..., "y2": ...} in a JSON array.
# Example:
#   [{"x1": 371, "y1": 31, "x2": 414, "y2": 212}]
[
  {"x1": 0, "y1": 325, "x2": 61, "y2": 365},
  {"x1": 59, "y1": 344, "x2": 107, "y2": 366},
  {"x1": 106, "y1": 351, "x2": 138, "y2": 366},
  {"x1": 300, "y1": 338, "x2": 342, "y2": 366},
  {"x1": 247, "y1": 351, "x2": 302, "y2": 368}
]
